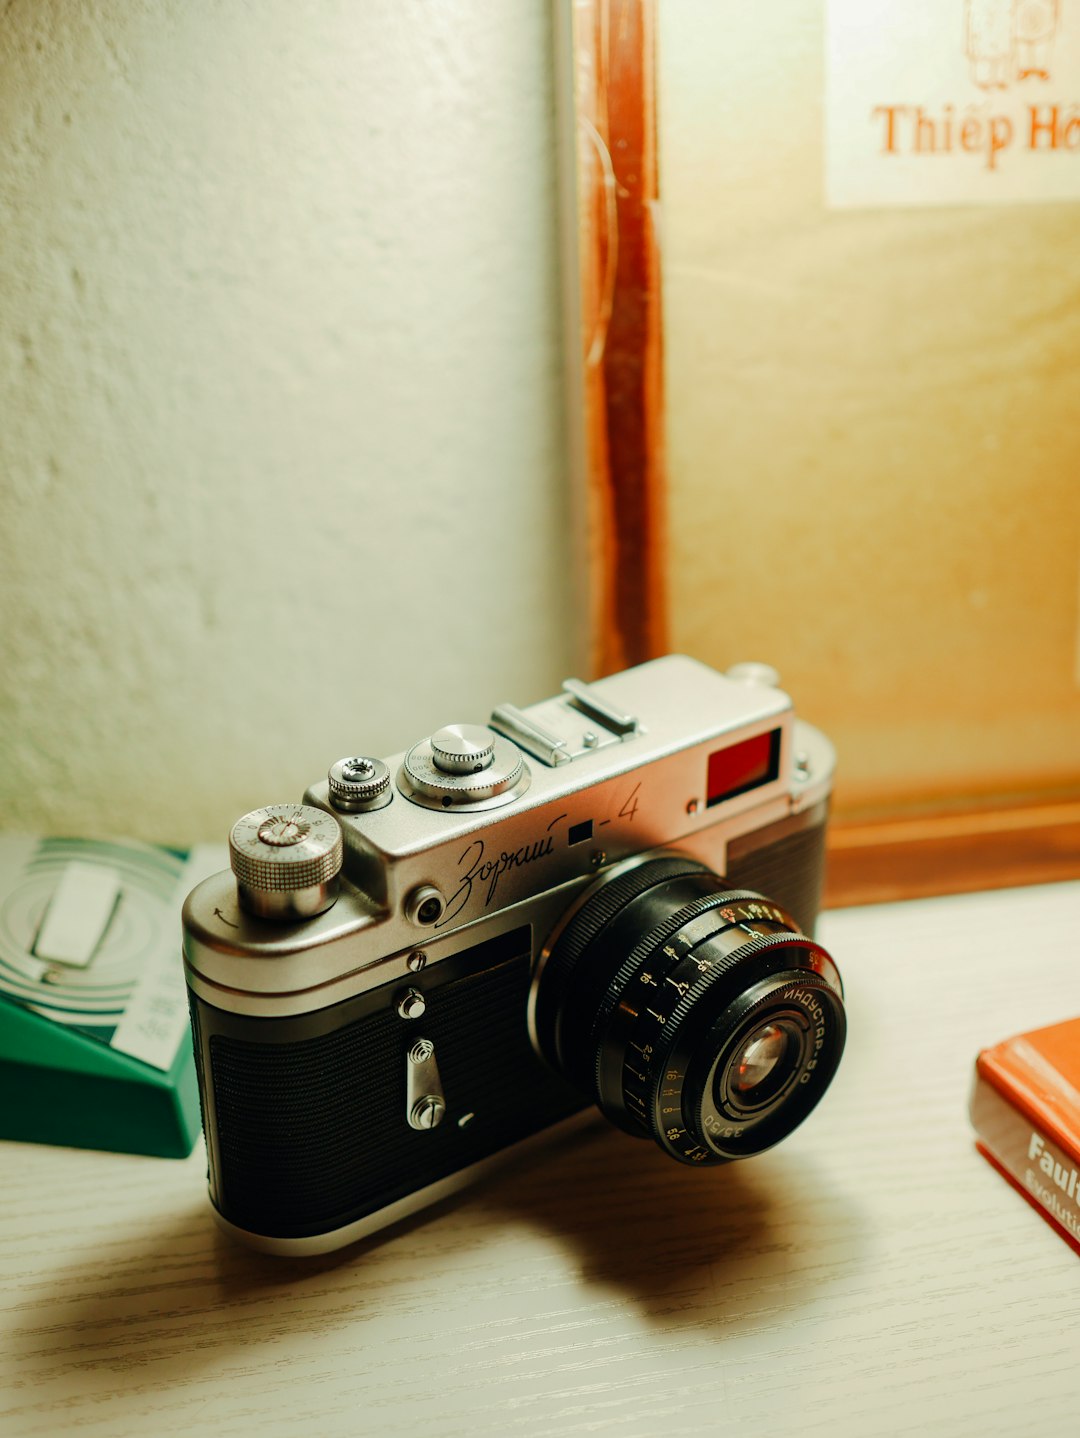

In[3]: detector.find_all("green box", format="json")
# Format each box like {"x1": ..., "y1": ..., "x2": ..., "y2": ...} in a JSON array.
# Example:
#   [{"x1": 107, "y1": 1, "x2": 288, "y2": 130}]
[{"x1": 0, "y1": 836, "x2": 225, "y2": 1158}]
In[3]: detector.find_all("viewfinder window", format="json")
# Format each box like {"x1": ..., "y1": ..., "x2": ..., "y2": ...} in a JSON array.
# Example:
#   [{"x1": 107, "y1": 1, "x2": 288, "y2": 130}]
[{"x1": 706, "y1": 730, "x2": 781, "y2": 808}]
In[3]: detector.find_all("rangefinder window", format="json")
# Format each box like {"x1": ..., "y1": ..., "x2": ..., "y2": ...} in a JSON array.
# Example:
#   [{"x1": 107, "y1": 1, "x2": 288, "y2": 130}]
[{"x1": 706, "y1": 728, "x2": 781, "y2": 807}]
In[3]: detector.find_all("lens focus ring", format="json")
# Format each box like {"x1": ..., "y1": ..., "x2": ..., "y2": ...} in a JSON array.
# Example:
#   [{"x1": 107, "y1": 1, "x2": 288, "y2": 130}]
[
  {"x1": 593, "y1": 895, "x2": 795, "y2": 1135},
  {"x1": 533, "y1": 860, "x2": 846, "y2": 1167},
  {"x1": 625, "y1": 927, "x2": 841, "y2": 1162}
]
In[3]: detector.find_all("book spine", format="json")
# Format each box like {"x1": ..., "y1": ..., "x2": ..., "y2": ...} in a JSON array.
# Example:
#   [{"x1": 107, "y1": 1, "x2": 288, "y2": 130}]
[{"x1": 970, "y1": 1070, "x2": 1080, "y2": 1254}]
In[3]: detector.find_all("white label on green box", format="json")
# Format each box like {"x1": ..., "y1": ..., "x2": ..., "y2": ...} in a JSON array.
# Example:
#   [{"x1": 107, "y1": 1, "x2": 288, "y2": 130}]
[
  {"x1": 0, "y1": 836, "x2": 227, "y2": 1072},
  {"x1": 33, "y1": 861, "x2": 122, "y2": 968}
]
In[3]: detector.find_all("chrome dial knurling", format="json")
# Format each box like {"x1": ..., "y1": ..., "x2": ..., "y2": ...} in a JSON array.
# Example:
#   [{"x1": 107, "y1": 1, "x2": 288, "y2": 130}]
[
  {"x1": 229, "y1": 805, "x2": 343, "y2": 894},
  {"x1": 607, "y1": 904, "x2": 833, "y2": 1165},
  {"x1": 399, "y1": 731, "x2": 530, "y2": 812},
  {"x1": 328, "y1": 756, "x2": 392, "y2": 810},
  {"x1": 430, "y1": 724, "x2": 496, "y2": 775}
]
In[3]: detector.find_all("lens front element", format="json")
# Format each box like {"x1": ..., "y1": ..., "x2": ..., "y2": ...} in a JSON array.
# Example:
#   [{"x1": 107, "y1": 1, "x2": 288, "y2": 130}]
[
  {"x1": 532, "y1": 858, "x2": 846, "y2": 1166},
  {"x1": 729, "y1": 1019, "x2": 799, "y2": 1106}
]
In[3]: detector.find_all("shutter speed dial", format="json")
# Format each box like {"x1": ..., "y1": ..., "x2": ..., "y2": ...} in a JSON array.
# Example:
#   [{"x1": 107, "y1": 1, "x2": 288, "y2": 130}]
[
  {"x1": 229, "y1": 804, "x2": 343, "y2": 921},
  {"x1": 430, "y1": 724, "x2": 495, "y2": 775},
  {"x1": 399, "y1": 723, "x2": 530, "y2": 812}
]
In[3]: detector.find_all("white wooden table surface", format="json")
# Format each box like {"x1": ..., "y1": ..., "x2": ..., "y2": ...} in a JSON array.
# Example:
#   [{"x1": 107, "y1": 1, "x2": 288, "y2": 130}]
[{"x1": 2, "y1": 883, "x2": 1079, "y2": 1438}]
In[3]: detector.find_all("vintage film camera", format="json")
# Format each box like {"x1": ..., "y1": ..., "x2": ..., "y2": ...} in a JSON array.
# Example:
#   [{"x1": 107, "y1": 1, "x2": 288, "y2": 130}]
[{"x1": 182, "y1": 656, "x2": 846, "y2": 1254}]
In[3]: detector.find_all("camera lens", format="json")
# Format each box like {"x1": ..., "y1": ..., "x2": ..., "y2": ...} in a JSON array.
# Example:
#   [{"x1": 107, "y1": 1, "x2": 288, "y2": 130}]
[{"x1": 530, "y1": 857, "x2": 845, "y2": 1165}]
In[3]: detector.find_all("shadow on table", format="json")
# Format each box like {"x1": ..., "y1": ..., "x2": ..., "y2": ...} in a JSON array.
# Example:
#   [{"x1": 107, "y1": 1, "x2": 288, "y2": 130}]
[
  {"x1": 473, "y1": 1119, "x2": 866, "y2": 1325},
  {"x1": 8, "y1": 1121, "x2": 865, "y2": 1398}
]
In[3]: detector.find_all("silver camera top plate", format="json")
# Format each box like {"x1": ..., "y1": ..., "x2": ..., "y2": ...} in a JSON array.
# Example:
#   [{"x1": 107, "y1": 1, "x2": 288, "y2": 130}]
[{"x1": 182, "y1": 655, "x2": 834, "y2": 1014}]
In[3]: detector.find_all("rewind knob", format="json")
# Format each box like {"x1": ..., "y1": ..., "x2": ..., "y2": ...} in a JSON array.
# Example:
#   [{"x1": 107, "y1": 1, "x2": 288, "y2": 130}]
[{"x1": 228, "y1": 804, "x2": 343, "y2": 921}]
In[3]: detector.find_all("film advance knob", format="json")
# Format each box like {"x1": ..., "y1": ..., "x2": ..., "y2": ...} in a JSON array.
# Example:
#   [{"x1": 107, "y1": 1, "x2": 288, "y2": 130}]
[
  {"x1": 228, "y1": 804, "x2": 343, "y2": 921},
  {"x1": 430, "y1": 724, "x2": 496, "y2": 775}
]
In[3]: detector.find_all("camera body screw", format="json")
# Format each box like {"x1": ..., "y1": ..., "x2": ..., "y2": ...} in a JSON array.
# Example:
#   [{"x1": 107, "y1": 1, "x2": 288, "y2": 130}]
[{"x1": 410, "y1": 1096, "x2": 445, "y2": 1130}]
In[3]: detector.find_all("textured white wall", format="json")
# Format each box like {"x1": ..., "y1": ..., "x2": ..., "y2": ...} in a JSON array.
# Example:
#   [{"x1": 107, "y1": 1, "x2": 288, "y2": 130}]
[{"x1": 0, "y1": 2, "x2": 574, "y2": 845}]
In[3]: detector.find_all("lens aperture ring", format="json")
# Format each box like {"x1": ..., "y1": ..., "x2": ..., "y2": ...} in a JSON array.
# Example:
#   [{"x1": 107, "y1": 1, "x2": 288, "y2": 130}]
[
  {"x1": 673, "y1": 960, "x2": 851, "y2": 1161},
  {"x1": 534, "y1": 856, "x2": 847, "y2": 1169},
  {"x1": 601, "y1": 909, "x2": 813, "y2": 1159},
  {"x1": 590, "y1": 890, "x2": 794, "y2": 1123},
  {"x1": 643, "y1": 932, "x2": 841, "y2": 1163}
]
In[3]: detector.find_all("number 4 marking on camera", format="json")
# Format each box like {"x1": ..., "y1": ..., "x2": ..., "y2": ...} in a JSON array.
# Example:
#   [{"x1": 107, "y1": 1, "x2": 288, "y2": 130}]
[{"x1": 619, "y1": 782, "x2": 641, "y2": 822}]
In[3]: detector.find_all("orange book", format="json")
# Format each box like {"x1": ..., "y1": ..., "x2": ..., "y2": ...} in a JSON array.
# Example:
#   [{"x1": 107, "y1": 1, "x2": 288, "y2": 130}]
[{"x1": 970, "y1": 1017, "x2": 1080, "y2": 1255}]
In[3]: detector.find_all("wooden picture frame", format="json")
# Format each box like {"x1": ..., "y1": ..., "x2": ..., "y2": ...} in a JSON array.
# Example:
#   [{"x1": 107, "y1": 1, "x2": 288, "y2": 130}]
[{"x1": 556, "y1": 0, "x2": 668, "y2": 676}]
